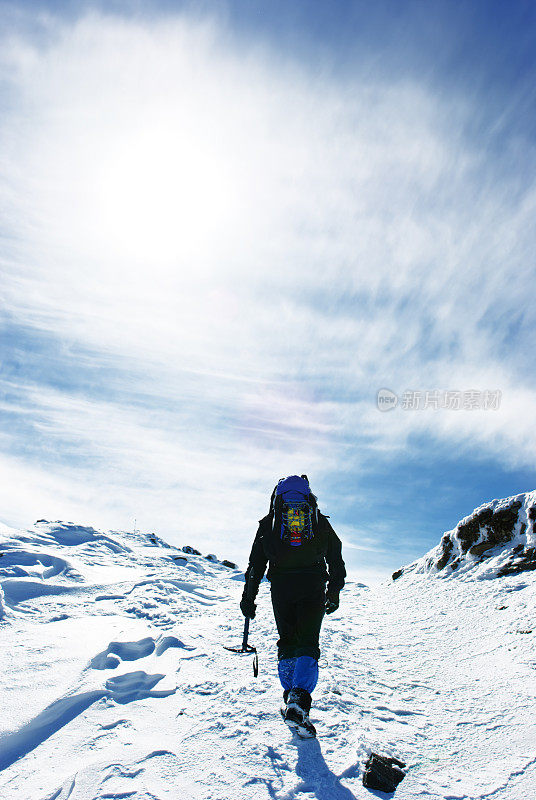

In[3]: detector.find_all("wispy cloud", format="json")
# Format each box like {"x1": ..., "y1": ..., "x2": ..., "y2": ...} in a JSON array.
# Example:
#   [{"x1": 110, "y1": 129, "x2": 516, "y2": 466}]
[{"x1": 0, "y1": 9, "x2": 535, "y2": 575}]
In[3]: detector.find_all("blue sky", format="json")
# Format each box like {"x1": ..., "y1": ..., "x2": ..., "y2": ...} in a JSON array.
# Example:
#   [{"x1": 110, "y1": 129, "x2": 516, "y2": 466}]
[{"x1": 1, "y1": 0, "x2": 535, "y2": 583}]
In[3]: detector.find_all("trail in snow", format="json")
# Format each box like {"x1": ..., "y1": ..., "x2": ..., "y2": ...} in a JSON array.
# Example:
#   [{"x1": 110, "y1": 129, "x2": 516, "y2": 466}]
[{"x1": 0, "y1": 518, "x2": 535, "y2": 799}]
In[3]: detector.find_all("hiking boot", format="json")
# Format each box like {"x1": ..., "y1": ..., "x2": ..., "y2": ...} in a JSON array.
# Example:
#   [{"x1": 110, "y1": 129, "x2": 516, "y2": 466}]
[{"x1": 282, "y1": 687, "x2": 316, "y2": 738}]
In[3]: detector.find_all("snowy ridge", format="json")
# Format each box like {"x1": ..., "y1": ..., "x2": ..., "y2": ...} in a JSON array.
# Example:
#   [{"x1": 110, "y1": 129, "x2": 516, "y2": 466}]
[
  {"x1": 1, "y1": 512, "x2": 536, "y2": 799},
  {"x1": 396, "y1": 490, "x2": 536, "y2": 581}
]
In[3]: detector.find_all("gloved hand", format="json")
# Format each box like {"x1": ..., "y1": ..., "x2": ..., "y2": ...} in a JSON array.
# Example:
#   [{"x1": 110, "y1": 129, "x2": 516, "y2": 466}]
[
  {"x1": 325, "y1": 592, "x2": 339, "y2": 614},
  {"x1": 240, "y1": 595, "x2": 257, "y2": 619}
]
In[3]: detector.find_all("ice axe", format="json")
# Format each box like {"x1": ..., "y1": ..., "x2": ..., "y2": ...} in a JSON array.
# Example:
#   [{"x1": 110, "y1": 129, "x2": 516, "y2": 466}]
[
  {"x1": 225, "y1": 617, "x2": 258, "y2": 677},
  {"x1": 225, "y1": 572, "x2": 259, "y2": 677}
]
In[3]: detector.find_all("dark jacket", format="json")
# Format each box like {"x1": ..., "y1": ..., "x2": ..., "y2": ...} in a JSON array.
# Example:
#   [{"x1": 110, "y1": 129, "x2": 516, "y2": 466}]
[{"x1": 244, "y1": 511, "x2": 346, "y2": 600}]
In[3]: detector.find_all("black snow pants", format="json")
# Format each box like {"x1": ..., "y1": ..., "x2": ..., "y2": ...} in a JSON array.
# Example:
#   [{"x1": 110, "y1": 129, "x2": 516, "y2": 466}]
[{"x1": 270, "y1": 571, "x2": 326, "y2": 661}]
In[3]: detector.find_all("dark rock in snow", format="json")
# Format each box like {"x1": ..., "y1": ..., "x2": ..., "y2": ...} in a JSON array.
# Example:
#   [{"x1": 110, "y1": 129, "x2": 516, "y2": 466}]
[
  {"x1": 205, "y1": 554, "x2": 219, "y2": 562},
  {"x1": 182, "y1": 546, "x2": 201, "y2": 556},
  {"x1": 392, "y1": 569, "x2": 403, "y2": 581},
  {"x1": 497, "y1": 546, "x2": 536, "y2": 577},
  {"x1": 436, "y1": 536, "x2": 453, "y2": 570},
  {"x1": 362, "y1": 752, "x2": 406, "y2": 792},
  {"x1": 222, "y1": 560, "x2": 238, "y2": 569},
  {"x1": 147, "y1": 534, "x2": 170, "y2": 548},
  {"x1": 470, "y1": 541, "x2": 494, "y2": 556}
]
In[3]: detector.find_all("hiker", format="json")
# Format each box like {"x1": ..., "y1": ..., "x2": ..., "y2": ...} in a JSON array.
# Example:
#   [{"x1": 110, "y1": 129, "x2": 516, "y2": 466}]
[{"x1": 240, "y1": 475, "x2": 346, "y2": 737}]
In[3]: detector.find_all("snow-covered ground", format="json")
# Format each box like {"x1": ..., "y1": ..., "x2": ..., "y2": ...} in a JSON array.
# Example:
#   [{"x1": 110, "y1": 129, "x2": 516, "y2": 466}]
[{"x1": 1, "y1": 500, "x2": 535, "y2": 800}]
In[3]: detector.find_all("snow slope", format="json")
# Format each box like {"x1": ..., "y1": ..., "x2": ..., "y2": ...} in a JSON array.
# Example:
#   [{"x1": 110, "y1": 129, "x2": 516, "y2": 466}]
[{"x1": 1, "y1": 506, "x2": 535, "y2": 800}]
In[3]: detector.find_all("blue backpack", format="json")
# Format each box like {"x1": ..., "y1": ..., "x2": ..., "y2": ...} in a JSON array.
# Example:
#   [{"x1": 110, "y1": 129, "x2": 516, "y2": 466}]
[{"x1": 271, "y1": 474, "x2": 318, "y2": 547}]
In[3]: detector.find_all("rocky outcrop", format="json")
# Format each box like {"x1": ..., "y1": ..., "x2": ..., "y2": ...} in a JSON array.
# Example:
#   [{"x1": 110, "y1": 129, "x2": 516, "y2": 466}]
[
  {"x1": 435, "y1": 500, "x2": 524, "y2": 570},
  {"x1": 401, "y1": 491, "x2": 536, "y2": 580}
]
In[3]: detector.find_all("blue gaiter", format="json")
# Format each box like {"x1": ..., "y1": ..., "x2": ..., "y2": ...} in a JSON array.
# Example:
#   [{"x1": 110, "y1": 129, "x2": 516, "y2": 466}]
[{"x1": 278, "y1": 655, "x2": 319, "y2": 694}]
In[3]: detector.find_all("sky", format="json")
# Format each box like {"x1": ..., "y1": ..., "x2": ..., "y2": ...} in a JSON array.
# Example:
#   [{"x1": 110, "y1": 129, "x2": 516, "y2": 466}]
[{"x1": 0, "y1": 0, "x2": 535, "y2": 584}]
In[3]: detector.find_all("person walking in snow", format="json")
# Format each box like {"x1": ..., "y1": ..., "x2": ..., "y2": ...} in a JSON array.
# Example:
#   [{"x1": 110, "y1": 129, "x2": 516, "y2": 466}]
[{"x1": 240, "y1": 475, "x2": 346, "y2": 737}]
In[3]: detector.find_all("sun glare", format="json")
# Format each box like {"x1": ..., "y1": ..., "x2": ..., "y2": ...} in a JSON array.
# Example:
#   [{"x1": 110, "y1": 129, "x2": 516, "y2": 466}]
[{"x1": 97, "y1": 121, "x2": 238, "y2": 266}]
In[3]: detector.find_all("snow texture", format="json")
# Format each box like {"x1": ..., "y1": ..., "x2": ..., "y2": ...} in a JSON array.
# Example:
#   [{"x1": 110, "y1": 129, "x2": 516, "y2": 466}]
[{"x1": 1, "y1": 507, "x2": 535, "y2": 799}]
